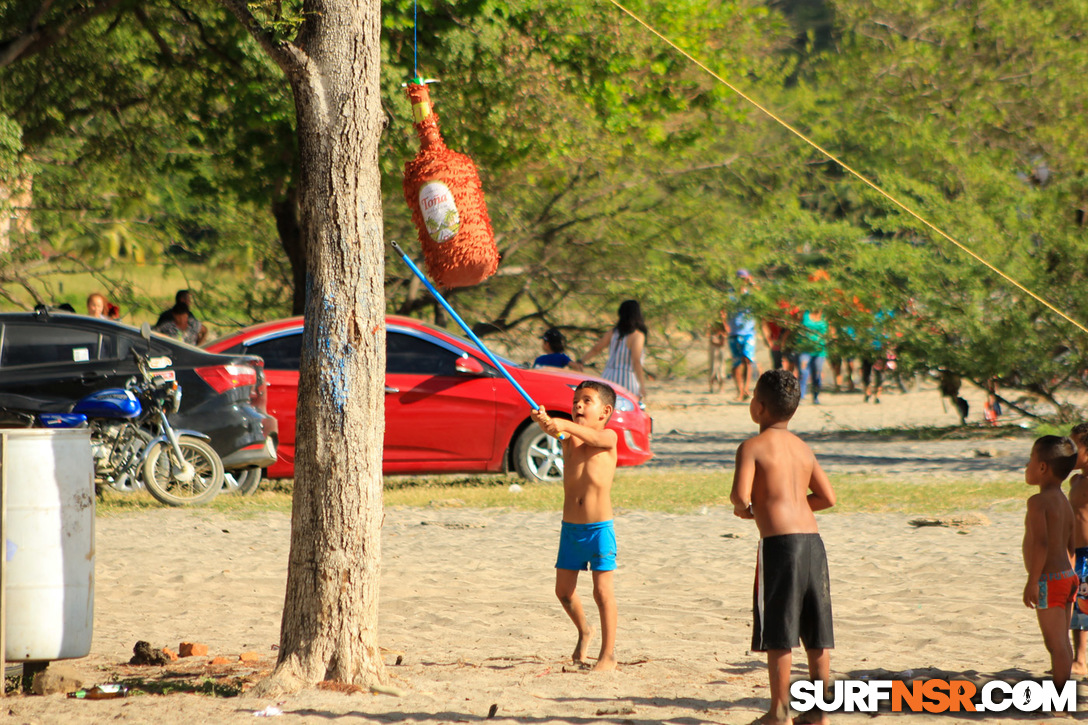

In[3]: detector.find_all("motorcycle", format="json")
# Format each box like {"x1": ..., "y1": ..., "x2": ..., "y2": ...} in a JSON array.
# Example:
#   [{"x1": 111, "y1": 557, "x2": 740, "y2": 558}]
[{"x1": 0, "y1": 348, "x2": 225, "y2": 507}]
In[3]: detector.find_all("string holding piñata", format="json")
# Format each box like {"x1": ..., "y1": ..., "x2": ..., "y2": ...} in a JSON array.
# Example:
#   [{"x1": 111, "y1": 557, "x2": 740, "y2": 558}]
[{"x1": 403, "y1": 81, "x2": 499, "y2": 289}]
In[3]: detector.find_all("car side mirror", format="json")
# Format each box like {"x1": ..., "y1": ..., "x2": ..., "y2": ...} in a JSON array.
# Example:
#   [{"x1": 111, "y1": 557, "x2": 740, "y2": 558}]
[{"x1": 455, "y1": 355, "x2": 485, "y2": 376}]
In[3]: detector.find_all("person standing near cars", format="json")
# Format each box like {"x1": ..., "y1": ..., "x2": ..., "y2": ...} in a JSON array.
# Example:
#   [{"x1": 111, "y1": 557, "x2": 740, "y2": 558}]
[
  {"x1": 577, "y1": 300, "x2": 648, "y2": 402},
  {"x1": 534, "y1": 328, "x2": 574, "y2": 369},
  {"x1": 155, "y1": 289, "x2": 207, "y2": 344},
  {"x1": 87, "y1": 292, "x2": 120, "y2": 320},
  {"x1": 154, "y1": 303, "x2": 205, "y2": 346}
]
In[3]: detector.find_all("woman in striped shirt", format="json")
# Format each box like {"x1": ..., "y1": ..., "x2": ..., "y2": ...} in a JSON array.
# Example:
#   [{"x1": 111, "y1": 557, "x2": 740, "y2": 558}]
[{"x1": 577, "y1": 300, "x2": 649, "y2": 401}]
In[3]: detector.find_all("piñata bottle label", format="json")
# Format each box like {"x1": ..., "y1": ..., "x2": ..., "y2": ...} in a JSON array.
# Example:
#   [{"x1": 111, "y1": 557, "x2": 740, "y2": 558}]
[{"x1": 418, "y1": 181, "x2": 461, "y2": 243}]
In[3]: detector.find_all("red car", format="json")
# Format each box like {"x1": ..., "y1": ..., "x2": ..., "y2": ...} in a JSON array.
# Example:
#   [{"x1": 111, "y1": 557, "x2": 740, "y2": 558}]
[{"x1": 204, "y1": 315, "x2": 652, "y2": 482}]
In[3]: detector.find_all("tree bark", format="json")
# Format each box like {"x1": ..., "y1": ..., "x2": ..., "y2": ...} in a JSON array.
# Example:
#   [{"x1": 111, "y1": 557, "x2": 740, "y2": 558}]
[{"x1": 224, "y1": 0, "x2": 386, "y2": 694}]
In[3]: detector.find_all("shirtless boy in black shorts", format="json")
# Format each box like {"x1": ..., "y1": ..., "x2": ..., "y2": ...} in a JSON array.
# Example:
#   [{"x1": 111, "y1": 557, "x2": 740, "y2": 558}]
[{"x1": 730, "y1": 369, "x2": 837, "y2": 725}]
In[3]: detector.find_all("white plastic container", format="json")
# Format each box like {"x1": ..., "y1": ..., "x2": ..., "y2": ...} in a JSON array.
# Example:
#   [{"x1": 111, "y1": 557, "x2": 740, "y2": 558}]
[{"x1": 2, "y1": 429, "x2": 95, "y2": 661}]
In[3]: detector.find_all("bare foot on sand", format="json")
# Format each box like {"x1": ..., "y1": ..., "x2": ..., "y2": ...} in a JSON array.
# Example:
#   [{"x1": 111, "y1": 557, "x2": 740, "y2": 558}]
[
  {"x1": 1071, "y1": 662, "x2": 1087, "y2": 677},
  {"x1": 573, "y1": 627, "x2": 594, "y2": 665},
  {"x1": 747, "y1": 714, "x2": 790, "y2": 725},
  {"x1": 592, "y1": 652, "x2": 617, "y2": 671},
  {"x1": 793, "y1": 711, "x2": 829, "y2": 725}
]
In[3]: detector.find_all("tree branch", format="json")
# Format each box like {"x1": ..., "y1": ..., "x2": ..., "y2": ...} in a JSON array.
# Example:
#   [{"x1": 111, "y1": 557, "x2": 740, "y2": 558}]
[
  {"x1": 218, "y1": 0, "x2": 306, "y2": 79},
  {"x1": 218, "y1": 0, "x2": 331, "y2": 127},
  {"x1": 0, "y1": 0, "x2": 125, "y2": 69}
]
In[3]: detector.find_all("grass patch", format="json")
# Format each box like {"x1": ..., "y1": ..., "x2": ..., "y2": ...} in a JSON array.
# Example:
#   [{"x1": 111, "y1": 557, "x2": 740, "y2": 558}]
[
  {"x1": 383, "y1": 470, "x2": 1028, "y2": 515},
  {"x1": 1034, "y1": 421, "x2": 1079, "y2": 438},
  {"x1": 827, "y1": 474, "x2": 1026, "y2": 514},
  {"x1": 95, "y1": 470, "x2": 1030, "y2": 518},
  {"x1": 94, "y1": 485, "x2": 294, "y2": 516},
  {"x1": 803, "y1": 423, "x2": 1032, "y2": 442}
]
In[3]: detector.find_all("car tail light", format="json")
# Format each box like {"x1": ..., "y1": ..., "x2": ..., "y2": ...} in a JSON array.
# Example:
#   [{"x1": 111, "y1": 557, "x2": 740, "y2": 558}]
[
  {"x1": 195, "y1": 364, "x2": 257, "y2": 393},
  {"x1": 250, "y1": 363, "x2": 269, "y2": 411}
]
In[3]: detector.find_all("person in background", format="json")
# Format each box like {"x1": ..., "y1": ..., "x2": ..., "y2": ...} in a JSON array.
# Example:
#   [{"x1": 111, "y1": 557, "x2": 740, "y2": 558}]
[
  {"x1": 939, "y1": 370, "x2": 969, "y2": 425},
  {"x1": 726, "y1": 269, "x2": 759, "y2": 402},
  {"x1": 155, "y1": 290, "x2": 207, "y2": 344},
  {"x1": 86, "y1": 292, "x2": 120, "y2": 320},
  {"x1": 535, "y1": 328, "x2": 574, "y2": 369},
  {"x1": 578, "y1": 300, "x2": 649, "y2": 402},
  {"x1": 795, "y1": 309, "x2": 828, "y2": 405},
  {"x1": 154, "y1": 303, "x2": 204, "y2": 346},
  {"x1": 35, "y1": 303, "x2": 76, "y2": 314},
  {"x1": 767, "y1": 298, "x2": 801, "y2": 375},
  {"x1": 709, "y1": 310, "x2": 729, "y2": 393},
  {"x1": 984, "y1": 377, "x2": 1003, "y2": 424},
  {"x1": 1067, "y1": 424, "x2": 1088, "y2": 676},
  {"x1": 1021, "y1": 435, "x2": 1078, "y2": 690},
  {"x1": 86, "y1": 293, "x2": 109, "y2": 319}
]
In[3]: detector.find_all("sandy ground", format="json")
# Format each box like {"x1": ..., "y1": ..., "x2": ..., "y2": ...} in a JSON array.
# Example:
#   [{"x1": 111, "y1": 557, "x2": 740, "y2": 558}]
[{"x1": 4, "y1": 377, "x2": 1079, "y2": 723}]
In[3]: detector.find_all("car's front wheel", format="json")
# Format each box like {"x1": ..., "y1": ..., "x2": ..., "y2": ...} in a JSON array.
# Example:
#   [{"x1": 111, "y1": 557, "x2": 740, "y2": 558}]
[{"x1": 513, "y1": 426, "x2": 564, "y2": 484}]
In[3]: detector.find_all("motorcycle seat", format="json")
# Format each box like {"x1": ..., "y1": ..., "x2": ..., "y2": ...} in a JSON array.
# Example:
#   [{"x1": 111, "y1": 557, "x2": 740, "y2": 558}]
[{"x1": 0, "y1": 392, "x2": 72, "y2": 414}]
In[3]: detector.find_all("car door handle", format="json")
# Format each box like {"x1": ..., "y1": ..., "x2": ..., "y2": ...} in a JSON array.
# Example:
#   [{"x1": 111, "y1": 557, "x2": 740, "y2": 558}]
[{"x1": 384, "y1": 386, "x2": 399, "y2": 394}]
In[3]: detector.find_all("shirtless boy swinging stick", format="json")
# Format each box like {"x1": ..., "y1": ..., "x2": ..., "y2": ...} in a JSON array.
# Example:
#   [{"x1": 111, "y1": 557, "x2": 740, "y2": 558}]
[{"x1": 532, "y1": 381, "x2": 619, "y2": 671}]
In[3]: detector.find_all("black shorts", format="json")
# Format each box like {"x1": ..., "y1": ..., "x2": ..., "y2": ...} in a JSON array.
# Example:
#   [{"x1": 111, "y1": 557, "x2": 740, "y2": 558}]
[{"x1": 752, "y1": 533, "x2": 834, "y2": 652}]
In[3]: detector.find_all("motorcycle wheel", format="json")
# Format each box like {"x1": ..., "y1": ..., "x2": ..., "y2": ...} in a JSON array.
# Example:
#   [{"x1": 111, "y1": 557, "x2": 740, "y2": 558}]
[{"x1": 142, "y1": 436, "x2": 224, "y2": 506}]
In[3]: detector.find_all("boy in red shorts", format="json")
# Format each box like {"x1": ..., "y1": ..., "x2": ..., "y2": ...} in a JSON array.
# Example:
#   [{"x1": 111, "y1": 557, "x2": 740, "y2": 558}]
[
  {"x1": 1023, "y1": 435, "x2": 1079, "y2": 688},
  {"x1": 1068, "y1": 424, "x2": 1088, "y2": 675}
]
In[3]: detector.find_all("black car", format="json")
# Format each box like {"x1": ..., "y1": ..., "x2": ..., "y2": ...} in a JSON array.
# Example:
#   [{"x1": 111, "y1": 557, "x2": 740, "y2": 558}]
[{"x1": 0, "y1": 310, "x2": 277, "y2": 484}]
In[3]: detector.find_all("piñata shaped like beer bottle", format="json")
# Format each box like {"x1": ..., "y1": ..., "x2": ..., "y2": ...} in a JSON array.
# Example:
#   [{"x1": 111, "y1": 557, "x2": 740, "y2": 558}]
[{"x1": 403, "y1": 82, "x2": 499, "y2": 289}]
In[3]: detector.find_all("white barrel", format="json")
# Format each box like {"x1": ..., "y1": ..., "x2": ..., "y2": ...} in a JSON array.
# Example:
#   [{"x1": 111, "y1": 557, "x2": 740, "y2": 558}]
[{"x1": 2, "y1": 429, "x2": 95, "y2": 661}]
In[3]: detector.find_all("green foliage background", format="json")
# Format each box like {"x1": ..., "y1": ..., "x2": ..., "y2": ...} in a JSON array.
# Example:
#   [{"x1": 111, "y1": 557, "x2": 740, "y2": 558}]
[{"x1": 1, "y1": 0, "x2": 1086, "y2": 412}]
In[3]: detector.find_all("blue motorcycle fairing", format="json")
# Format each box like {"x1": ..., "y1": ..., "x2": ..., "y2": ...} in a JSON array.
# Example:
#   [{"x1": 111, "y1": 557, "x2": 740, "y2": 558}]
[
  {"x1": 39, "y1": 413, "x2": 89, "y2": 428},
  {"x1": 72, "y1": 388, "x2": 141, "y2": 419}
]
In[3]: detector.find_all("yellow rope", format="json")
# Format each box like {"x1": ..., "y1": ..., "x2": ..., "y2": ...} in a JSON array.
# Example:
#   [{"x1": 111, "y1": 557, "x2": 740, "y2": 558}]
[{"x1": 605, "y1": 0, "x2": 1088, "y2": 335}]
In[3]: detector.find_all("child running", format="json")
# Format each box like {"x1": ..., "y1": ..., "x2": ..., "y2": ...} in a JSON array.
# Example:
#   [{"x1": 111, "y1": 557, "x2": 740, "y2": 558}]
[
  {"x1": 730, "y1": 369, "x2": 836, "y2": 725},
  {"x1": 1022, "y1": 435, "x2": 1079, "y2": 688},
  {"x1": 531, "y1": 380, "x2": 619, "y2": 671},
  {"x1": 1066, "y1": 424, "x2": 1088, "y2": 676}
]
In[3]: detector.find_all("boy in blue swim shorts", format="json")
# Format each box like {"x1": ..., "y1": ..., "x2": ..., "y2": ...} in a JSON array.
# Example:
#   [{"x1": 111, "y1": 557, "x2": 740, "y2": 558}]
[
  {"x1": 1022, "y1": 435, "x2": 1079, "y2": 689},
  {"x1": 531, "y1": 380, "x2": 619, "y2": 671},
  {"x1": 1067, "y1": 423, "x2": 1088, "y2": 675}
]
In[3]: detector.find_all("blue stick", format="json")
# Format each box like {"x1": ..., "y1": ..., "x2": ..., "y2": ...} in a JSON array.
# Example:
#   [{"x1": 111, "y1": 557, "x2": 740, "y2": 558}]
[{"x1": 391, "y1": 241, "x2": 542, "y2": 411}]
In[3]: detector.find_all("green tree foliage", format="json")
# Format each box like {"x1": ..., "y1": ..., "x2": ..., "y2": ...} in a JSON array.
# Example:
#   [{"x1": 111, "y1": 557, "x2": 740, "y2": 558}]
[
  {"x1": 758, "y1": 0, "x2": 1088, "y2": 412},
  {"x1": 3, "y1": 0, "x2": 1088, "y2": 414},
  {"x1": 381, "y1": 0, "x2": 795, "y2": 346},
  {"x1": 0, "y1": 0, "x2": 291, "y2": 316}
]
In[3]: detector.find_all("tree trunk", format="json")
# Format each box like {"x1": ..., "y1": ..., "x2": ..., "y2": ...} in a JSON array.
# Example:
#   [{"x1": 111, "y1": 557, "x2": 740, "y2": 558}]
[
  {"x1": 271, "y1": 185, "x2": 307, "y2": 316},
  {"x1": 230, "y1": 0, "x2": 386, "y2": 694}
]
